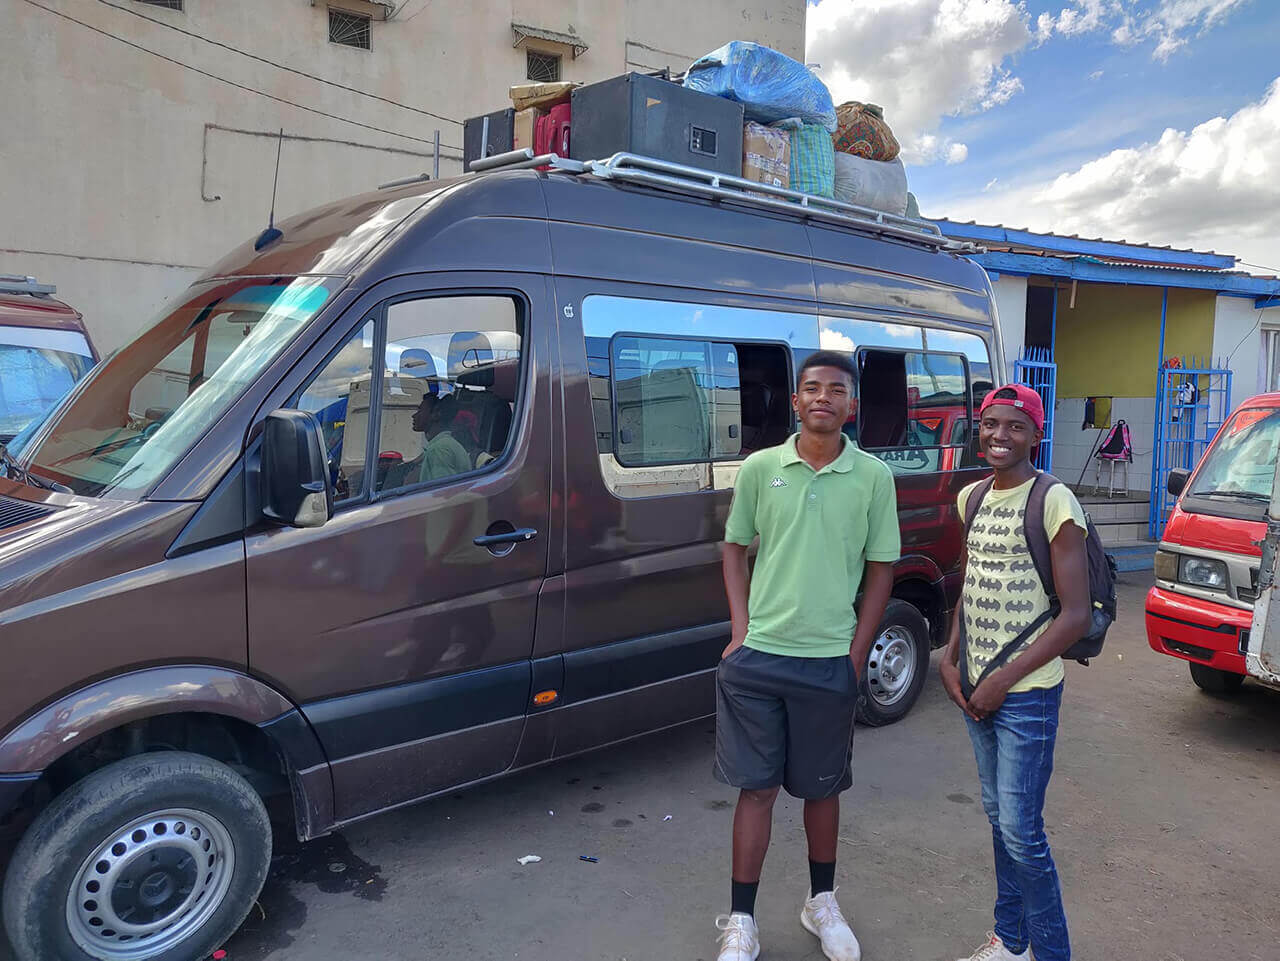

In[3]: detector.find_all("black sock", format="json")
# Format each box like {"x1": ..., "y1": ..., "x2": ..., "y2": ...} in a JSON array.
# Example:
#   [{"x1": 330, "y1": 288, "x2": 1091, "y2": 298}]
[
  {"x1": 809, "y1": 859, "x2": 836, "y2": 896},
  {"x1": 731, "y1": 879, "x2": 759, "y2": 917}
]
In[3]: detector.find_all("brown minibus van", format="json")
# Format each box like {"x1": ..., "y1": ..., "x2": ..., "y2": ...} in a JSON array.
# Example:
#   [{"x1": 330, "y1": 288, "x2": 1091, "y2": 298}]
[{"x1": 0, "y1": 154, "x2": 1001, "y2": 961}]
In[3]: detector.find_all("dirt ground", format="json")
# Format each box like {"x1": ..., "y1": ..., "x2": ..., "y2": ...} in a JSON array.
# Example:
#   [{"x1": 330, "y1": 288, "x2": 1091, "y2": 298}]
[{"x1": 4, "y1": 571, "x2": 1278, "y2": 960}]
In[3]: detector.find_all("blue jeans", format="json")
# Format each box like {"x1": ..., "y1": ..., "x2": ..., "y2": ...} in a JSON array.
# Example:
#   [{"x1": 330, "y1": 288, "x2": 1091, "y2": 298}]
[{"x1": 964, "y1": 684, "x2": 1070, "y2": 961}]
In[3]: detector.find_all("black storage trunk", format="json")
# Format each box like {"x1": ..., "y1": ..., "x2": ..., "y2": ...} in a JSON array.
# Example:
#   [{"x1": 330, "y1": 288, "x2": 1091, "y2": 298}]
[
  {"x1": 570, "y1": 73, "x2": 744, "y2": 176},
  {"x1": 463, "y1": 108, "x2": 515, "y2": 171}
]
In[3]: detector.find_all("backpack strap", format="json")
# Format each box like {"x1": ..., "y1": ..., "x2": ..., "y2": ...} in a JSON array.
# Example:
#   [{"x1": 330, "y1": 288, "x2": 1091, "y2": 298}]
[
  {"x1": 957, "y1": 477, "x2": 995, "y2": 699},
  {"x1": 963, "y1": 476, "x2": 995, "y2": 533},
  {"x1": 1023, "y1": 473, "x2": 1060, "y2": 606}
]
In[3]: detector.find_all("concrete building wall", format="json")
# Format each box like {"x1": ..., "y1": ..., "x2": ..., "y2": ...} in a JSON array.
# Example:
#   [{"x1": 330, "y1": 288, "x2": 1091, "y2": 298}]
[
  {"x1": 989, "y1": 273, "x2": 1028, "y2": 376},
  {"x1": 1, "y1": 0, "x2": 805, "y2": 352},
  {"x1": 1054, "y1": 284, "x2": 1216, "y2": 399},
  {"x1": 1212, "y1": 294, "x2": 1268, "y2": 411}
]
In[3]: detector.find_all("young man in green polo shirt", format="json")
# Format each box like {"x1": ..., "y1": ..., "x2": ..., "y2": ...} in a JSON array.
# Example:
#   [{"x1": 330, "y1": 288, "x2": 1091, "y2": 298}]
[{"x1": 713, "y1": 351, "x2": 900, "y2": 961}]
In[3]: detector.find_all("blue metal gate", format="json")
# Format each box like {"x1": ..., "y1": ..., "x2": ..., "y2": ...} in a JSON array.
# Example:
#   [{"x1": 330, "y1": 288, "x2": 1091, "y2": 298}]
[
  {"x1": 1014, "y1": 346, "x2": 1057, "y2": 472},
  {"x1": 1149, "y1": 357, "x2": 1233, "y2": 539}
]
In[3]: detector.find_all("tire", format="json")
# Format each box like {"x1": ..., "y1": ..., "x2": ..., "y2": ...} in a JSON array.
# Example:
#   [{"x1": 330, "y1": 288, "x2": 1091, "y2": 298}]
[
  {"x1": 855, "y1": 599, "x2": 931, "y2": 727},
  {"x1": 2, "y1": 752, "x2": 272, "y2": 961},
  {"x1": 1189, "y1": 662, "x2": 1246, "y2": 696}
]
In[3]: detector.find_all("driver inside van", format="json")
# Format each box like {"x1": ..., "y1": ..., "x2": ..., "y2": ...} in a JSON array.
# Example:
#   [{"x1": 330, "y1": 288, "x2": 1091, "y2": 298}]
[{"x1": 412, "y1": 393, "x2": 473, "y2": 483}]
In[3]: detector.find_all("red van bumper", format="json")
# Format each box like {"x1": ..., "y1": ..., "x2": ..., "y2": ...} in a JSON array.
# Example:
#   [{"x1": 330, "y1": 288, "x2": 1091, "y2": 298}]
[{"x1": 1145, "y1": 586, "x2": 1250, "y2": 675}]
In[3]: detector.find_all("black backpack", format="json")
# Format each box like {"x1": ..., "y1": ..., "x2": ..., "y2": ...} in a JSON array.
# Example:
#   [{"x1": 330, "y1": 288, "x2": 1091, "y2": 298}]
[{"x1": 959, "y1": 472, "x2": 1117, "y2": 699}]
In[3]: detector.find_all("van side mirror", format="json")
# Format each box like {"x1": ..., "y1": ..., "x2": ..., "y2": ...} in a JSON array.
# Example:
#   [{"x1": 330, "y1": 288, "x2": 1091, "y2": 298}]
[
  {"x1": 261, "y1": 409, "x2": 333, "y2": 528},
  {"x1": 1167, "y1": 468, "x2": 1190, "y2": 498}
]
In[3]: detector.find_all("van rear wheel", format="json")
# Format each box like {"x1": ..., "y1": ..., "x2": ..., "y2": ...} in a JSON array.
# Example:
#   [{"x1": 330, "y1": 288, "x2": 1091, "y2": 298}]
[
  {"x1": 2, "y1": 752, "x2": 271, "y2": 961},
  {"x1": 1189, "y1": 662, "x2": 1246, "y2": 696},
  {"x1": 855, "y1": 600, "x2": 931, "y2": 727}
]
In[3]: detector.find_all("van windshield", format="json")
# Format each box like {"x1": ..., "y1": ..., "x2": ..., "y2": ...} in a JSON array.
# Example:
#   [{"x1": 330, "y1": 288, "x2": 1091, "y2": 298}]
[
  {"x1": 0, "y1": 328, "x2": 95, "y2": 443},
  {"x1": 21, "y1": 277, "x2": 339, "y2": 498},
  {"x1": 1189, "y1": 407, "x2": 1280, "y2": 502}
]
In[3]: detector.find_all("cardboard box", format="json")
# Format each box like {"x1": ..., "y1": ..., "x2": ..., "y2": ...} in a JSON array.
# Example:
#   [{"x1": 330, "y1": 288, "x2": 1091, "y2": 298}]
[
  {"x1": 509, "y1": 81, "x2": 577, "y2": 111},
  {"x1": 514, "y1": 107, "x2": 545, "y2": 152},
  {"x1": 743, "y1": 122, "x2": 790, "y2": 192}
]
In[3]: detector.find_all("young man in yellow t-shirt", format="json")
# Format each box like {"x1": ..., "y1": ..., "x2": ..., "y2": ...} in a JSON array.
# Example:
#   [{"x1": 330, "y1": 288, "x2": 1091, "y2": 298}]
[{"x1": 940, "y1": 385, "x2": 1091, "y2": 961}]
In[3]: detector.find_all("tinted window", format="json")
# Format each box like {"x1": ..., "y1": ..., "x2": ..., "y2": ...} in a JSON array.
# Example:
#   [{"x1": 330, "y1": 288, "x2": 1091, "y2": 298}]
[
  {"x1": 376, "y1": 296, "x2": 523, "y2": 494},
  {"x1": 296, "y1": 321, "x2": 375, "y2": 503},
  {"x1": 855, "y1": 349, "x2": 970, "y2": 475},
  {"x1": 583, "y1": 296, "x2": 793, "y2": 497}
]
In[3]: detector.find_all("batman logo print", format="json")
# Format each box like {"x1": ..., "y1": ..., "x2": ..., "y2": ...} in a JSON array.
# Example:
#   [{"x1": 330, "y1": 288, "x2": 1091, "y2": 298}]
[
  {"x1": 976, "y1": 596, "x2": 1001, "y2": 612},
  {"x1": 993, "y1": 506, "x2": 1017, "y2": 519},
  {"x1": 1008, "y1": 578, "x2": 1038, "y2": 593},
  {"x1": 988, "y1": 524, "x2": 1011, "y2": 537},
  {"x1": 1004, "y1": 620, "x2": 1029, "y2": 634},
  {"x1": 975, "y1": 616, "x2": 1001, "y2": 632},
  {"x1": 971, "y1": 636, "x2": 1000, "y2": 652},
  {"x1": 1010, "y1": 558, "x2": 1036, "y2": 574},
  {"x1": 978, "y1": 576, "x2": 1002, "y2": 591},
  {"x1": 1005, "y1": 599, "x2": 1035, "y2": 614}
]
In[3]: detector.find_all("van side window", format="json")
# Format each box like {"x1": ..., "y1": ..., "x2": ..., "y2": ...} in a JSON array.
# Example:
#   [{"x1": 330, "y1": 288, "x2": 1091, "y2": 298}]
[
  {"x1": 296, "y1": 320, "x2": 375, "y2": 503},
  {"x1": 856, "y1": 349, "x2": 970, "y2": 475},
  {"x1": 376, "y1": 296, "x2": 523, "y2": 495}
]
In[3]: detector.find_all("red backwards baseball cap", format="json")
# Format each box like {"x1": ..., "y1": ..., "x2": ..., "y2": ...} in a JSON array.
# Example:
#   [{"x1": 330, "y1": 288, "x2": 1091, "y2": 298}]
[{"x1": 979, "y1": 384, "x2": 1045, "y2": 431}]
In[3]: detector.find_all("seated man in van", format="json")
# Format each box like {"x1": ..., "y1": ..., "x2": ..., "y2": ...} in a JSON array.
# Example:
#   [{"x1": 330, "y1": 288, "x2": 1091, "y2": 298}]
[{"x1": 411, "y1": 393, "x2": 474, "y2": 484}]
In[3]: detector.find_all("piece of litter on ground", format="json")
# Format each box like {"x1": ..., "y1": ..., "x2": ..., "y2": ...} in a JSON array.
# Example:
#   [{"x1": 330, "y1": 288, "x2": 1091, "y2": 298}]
[
  {"x1": 517, "y1": 855, "x2": 542, "y2": 865},
  {"x1": 663, "y1": 814, "x2": 673, "y2": 821},
  {"x1": 579, "y1": 855, "x2": 599, "y2": 863}
]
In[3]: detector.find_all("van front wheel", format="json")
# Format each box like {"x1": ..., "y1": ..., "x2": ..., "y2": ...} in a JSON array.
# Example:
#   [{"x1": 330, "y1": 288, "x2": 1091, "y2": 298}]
[
  {"x1": 855, "y1": 600, "x2": 931, "y2": 727},
  {"x1": 2, "y1": 752, "x2": 272, "y2": 961},
  {"x1": 1189, "y1": 662, "x2": 1246, "y2": 696}
]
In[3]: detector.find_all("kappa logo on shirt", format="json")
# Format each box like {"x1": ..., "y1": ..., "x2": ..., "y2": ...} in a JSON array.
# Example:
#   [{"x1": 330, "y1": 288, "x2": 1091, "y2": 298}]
[{"x1": 769, "y1": 476, "x2": 788, "y2": 488}]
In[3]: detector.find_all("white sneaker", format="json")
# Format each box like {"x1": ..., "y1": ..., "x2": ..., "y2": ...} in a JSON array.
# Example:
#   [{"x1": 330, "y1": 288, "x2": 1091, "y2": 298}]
[
  {"x1": 800, "y1": 889, "x2": 862, "y2": 961},
  {"x1": 714, "y1": 912, "x2": 761, "y2": 961},
  {"x1": 956, "y1": 931, "x2": 1030, "y2": 961}
]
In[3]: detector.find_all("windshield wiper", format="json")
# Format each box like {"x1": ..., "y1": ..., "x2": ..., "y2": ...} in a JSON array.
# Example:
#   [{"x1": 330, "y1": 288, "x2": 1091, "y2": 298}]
[
  {"x1": 0, "y1": 443, "x2": 25, "y2": 484},
  {"x1": 1194, "y1": 488, "x2": 1270, "y2": 502}
]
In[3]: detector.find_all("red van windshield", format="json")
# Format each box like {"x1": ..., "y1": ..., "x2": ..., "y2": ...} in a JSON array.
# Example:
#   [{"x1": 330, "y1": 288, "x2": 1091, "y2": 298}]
[{"x1": 1190, "y1": 407, "x2": 1280, "y2": 502}]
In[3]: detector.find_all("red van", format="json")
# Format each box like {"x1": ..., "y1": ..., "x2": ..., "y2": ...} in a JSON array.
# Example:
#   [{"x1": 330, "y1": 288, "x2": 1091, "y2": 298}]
[{"x1": 1146, "y1": 392, "x2": 1280, "y2": 694}]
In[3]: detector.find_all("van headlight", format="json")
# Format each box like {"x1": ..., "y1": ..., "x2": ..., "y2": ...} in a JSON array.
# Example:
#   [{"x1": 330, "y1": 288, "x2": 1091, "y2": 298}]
[{"x1": 1179, "y1": 555, "x2": 1228, "y2": 590}]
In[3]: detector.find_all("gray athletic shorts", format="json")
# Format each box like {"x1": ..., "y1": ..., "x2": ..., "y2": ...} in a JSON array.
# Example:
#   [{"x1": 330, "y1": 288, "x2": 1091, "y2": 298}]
[{"x1": 713, "y1": 646, "x2": 858, "y2": 800}]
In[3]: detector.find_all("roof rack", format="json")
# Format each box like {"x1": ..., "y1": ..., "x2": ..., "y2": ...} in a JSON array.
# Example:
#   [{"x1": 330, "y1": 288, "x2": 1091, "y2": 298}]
[
  {"x1": 0, "y1": 274, "x2": 55, "y2": 296},
  {"x1": 470, "y1": 148, "x2": 980, "y2": 254}
]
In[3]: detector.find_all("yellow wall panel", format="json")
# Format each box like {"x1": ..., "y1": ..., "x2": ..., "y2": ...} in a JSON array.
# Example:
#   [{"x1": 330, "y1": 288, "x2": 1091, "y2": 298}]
[{"x1": 1054, "y1": 284, "x2": 1215, "y2": 398}]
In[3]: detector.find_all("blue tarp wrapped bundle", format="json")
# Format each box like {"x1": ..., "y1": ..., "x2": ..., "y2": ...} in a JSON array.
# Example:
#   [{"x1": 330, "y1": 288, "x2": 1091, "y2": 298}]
[{"x1": 684, "y1": 42, "x2": 837, "y2": 131}]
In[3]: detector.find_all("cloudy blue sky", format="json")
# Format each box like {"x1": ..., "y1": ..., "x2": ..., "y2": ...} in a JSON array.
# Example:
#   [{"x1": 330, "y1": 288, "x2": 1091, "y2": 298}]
[{"x1": 806, "y1": 0, "x2": 1280, "y2": 271}]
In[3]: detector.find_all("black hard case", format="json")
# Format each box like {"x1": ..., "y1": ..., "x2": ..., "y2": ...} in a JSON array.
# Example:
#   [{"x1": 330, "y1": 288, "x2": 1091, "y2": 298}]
[
  {"x1": 463, "y1": 108, "x2": 516, "y2": 171},
  {"x1": 569, "y1": 73, "x2": 744, "y2": 176}
]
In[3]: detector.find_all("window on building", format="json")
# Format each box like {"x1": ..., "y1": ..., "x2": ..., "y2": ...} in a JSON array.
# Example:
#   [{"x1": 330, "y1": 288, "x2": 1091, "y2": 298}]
[
  {"x1": 526, "y1": 50, "x2": 561, "y2": 83},
  {"x1": 135, "y1": 0, "x2": 183, "y2": 8},
  {"x1": 855, "y1": 349, "x2": 971, "y2": 474},
  {"x1": 329, "y1": 8, "x2": 371, "y2": 49}
]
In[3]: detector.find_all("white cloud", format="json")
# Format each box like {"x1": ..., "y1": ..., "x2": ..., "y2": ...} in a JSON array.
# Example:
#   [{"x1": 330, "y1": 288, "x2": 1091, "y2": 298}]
[
  {"x1": 820, "y1": 329, "x2": 856, "y2": 352},
  {"x1": 806, "y1": 0, "x2": 1033, "y2": 167},
  {"x1": 937, "y1": 78, "x2": 1280, "y2": 269},
  {"x1": 1089, "y1": 69, "x2": 1105, "y2": 81},
  {"x1": 1038, "y1": 0, "x2": 1250, "y2": 61}
]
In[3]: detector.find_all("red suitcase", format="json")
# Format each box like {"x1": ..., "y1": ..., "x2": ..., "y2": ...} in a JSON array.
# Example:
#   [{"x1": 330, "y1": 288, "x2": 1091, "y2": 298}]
[{"x1": 535, "y1": 103, "x2": 571, "y2": 159}]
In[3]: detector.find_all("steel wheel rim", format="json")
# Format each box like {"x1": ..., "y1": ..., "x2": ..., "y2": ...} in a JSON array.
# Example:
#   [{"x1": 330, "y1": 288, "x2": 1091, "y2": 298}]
[
  {"x1": 65, "y1": 808, "x2": 236, "y2": 960},
  {"x1": 866, "y1": 626, "x2": 916, "y2": 707}
]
